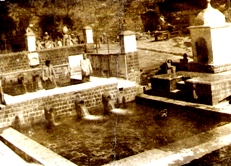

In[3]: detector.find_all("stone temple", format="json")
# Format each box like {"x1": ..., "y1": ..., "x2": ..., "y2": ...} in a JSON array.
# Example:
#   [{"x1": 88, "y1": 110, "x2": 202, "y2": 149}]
[{"x1": 149, "y1": 0, "x2": 231, "y2": 106}]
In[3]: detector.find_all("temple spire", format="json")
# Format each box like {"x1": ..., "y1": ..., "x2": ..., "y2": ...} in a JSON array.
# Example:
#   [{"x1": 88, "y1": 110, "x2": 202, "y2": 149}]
[{"x1": 207, "y1": 0, "x2": 212, "y2": 8}]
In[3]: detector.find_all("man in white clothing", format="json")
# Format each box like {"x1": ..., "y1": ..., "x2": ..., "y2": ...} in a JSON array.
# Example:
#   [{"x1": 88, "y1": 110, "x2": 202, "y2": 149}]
[{"x1": 80, "y1": 54, "x2": 93, "y2": 82}]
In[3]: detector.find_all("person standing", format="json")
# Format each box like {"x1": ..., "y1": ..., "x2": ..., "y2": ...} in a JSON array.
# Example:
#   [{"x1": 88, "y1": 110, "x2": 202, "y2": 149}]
[{"x1": 80, "y1": 54, "x2": 93, "y2": 82}]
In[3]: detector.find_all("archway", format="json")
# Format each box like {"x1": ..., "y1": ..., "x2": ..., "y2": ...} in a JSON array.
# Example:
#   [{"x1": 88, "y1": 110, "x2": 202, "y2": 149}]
[{"x1": 195, "y1": 37, "x2": 209, "y2": 64}]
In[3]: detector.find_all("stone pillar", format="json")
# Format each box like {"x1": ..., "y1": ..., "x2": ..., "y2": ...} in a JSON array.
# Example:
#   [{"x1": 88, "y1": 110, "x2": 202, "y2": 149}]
[
  {"x1": 82, "y1": 26, "x2": 95, "y2": 53},
  {"x1": 25, "y1": 31, "x2": 36, "y2": 52},
  {"x1": 119, "y1": 30, "x2": 137, "y2": 54},
  {"x1": 119, "y1": 30, "x2": 139, "y2": 83}
]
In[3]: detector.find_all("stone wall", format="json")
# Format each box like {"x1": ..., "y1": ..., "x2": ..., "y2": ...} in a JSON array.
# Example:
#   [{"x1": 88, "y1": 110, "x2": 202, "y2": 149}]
[
  {"x1": 0, "y1": 78, "x2": 118, "y2": 128},
  {"x1": 0, "y1": 45, "x2": 84, "y2": 95},
  {"x1": 88, "y1": 52, "x2": 140, "y2": 82},
  {"x1": 125, "y1": 51, "x2": 140, "y2": 83},
  {"x1": 210, "y1": 80, "x2": 231, "y2": 105},
  {"x1": 0, "y1": 52, "x2": 30, "y2": 73},
  {"x1": 118, "y1": 86, "x2": 140, "y2": 103},
  {"x1": 38, "y1": 45, "x2": 84, "y2": 66},
  {"x1": 186, "y1": 77, "x2": 231, "y2": 105},
  {"x1": 88, "y1": 53, "x2": 126, "y2": 79},
  {"x1": 0, "y1": 45, "x2": 84, "y2": 73},
  {"x1": 3, "y1": 64, "x2": 70, "y2": 96},
  {"x1": 188, "y1": 62, "x2": 231, "y2": 74}
]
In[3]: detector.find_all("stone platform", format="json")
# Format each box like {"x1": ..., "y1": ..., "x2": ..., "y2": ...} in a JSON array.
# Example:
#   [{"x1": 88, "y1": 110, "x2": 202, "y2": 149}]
[
  {"x1": 150, "y1": 71, "x2": 231, "y2": 105},
  {"x1": 188, "y1": 62, "x2": 231, "y2": 73}
]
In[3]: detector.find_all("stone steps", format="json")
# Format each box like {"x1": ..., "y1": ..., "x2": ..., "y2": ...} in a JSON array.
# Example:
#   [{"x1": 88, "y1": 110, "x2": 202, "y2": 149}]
[
  {"x1": 176, "y1": 80, "x2": 186, "y2": 90},
  {"x1": 170, "y1": 88, "x2": 187, "y2": 100}
]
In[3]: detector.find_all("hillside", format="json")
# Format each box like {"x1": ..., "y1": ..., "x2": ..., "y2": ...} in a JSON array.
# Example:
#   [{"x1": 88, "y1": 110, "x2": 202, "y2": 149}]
[{"x1": 0, "y1": 0, "x2": 229, "y2": 52}]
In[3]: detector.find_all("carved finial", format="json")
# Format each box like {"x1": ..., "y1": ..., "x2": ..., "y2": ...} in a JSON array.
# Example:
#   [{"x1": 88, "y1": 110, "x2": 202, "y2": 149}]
[{"x1": 207, "y1": 0, "x2": 212, "y2": 8}]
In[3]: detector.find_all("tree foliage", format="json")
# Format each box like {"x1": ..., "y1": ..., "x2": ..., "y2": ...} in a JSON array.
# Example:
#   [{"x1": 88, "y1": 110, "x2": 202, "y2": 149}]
[{"x1": 0, "y1": 0, "x2": 229, "y2": 52}]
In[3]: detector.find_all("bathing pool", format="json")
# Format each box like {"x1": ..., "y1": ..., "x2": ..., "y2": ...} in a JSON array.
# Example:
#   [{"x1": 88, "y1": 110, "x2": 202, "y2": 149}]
[{"x1": 21, "y1": 102, "x2": 231, "y2": 166}]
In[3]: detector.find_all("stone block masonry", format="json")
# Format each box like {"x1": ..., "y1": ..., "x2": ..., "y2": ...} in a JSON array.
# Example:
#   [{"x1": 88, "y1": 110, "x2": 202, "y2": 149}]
[
  {"x1": 0, "y1": 78, "x2": 118, "y2": 128},
  {"x1": 88, "y1": 51, "x2": 140, "y2": 83},
  {"x1": 0, "y1": 51, "x2": 30, "y2": 73},
  {"x1": 0, "y1": 45, "x2": 84, "y2": 73},
  {"x1": 0, "y1": 45, "x2": 84, "y2": 95},
  {"x1": 125, "y1": 51, "x2": 140, "y2": 83},
  {"x1": 2, "y1": 64, "x2": 70, "y2": 96},
  {"x1": 117, "y1": 79, "x2": 142, "y2": 103},
  {"x1": 38, "y1": 45, "x2": 84, "y2": 66},
  {"x1": 186, "y1": 74, "x2": 231, "y2": 105},
  {"x1": 88, "y1": 53, "x2": 127, "y2": 79}
]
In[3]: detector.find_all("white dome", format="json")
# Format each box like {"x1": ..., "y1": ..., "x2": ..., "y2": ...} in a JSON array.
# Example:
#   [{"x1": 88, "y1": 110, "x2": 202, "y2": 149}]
[{"x1": 193, "y1": 0, "x2": 226, "y2": 26}]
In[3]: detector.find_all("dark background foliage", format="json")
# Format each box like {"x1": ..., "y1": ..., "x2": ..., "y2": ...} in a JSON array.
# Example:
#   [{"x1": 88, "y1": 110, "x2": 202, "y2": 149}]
[{"x1": 0, "y1": 0, "x2": 229, "y2": 52}]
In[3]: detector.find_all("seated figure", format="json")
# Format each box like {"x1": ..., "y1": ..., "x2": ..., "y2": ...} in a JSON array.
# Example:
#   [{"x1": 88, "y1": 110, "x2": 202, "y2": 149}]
[
  {"x1": 41, "y1": 60, "x2": 57, "y2": 89},
  {"x1": 180, "y1": 53, "x2": 189, "y2": 71},
  {"x1": 165, "y1": 59, "x2": 176, "y2": 74},
  {"x1": 158, "y1": 15, "x2": 174, "y2": 32},
  {"x1": 36, "y1": 39, "x2": 44, "y2": 50},
  {"x1": 17, "y1": 73, "x2": 27, "y2": 94}
]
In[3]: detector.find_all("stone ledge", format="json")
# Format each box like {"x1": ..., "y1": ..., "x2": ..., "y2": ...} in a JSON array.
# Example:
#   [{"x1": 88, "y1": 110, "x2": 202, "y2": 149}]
[
  {"x1": 2, "y1": 63, "x2": 69, "y2": 76},
  {"x1": 4, "y1": 77, "x2": 118, "y2": 105},
  {"x1": 104, "y1": 122, "x2": 231, "y2": 166},
  {"x1": 0, "y1": 140, "x2": 40, "y2": 166},
  {"x1": 0, "y1": 127, "x2": 77, "y2": 166},
  {"x1": 136, "y1": 94, "x2": 231, "y2": 114}
]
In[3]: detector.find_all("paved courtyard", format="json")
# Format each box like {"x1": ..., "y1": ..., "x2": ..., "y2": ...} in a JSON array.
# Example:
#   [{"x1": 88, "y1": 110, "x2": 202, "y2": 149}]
[{"x1": 97, "y1": 34, "x2": 193, "y2": 70}]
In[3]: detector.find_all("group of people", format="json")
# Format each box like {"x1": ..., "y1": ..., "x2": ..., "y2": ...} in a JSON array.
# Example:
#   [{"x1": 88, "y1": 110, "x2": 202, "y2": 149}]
[
  {"x1": 41, "y1": 53, "x2": 93, "y2": 90},
  {"x1": 36, "y1": 32, "x2": 81, "y2": 50}
]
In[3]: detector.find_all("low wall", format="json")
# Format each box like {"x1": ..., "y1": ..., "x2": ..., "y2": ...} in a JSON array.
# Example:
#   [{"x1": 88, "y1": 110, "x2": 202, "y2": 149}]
[
  {"x1": 186, "y1": 77, "x2": 231, "y2": 105},
  {"x1": 3, "y1": 64, "x2": 70, "y2": 96},
  {"x1": 0, "y1": 45, "x2": 84, "y2": 95},
  {"x1": 0, "y1": 78, "x2": 118, "y2": 128},
  {"x1": 37, "y1": 45, "x2": 84, "y2": 66},
  {"x1": 0, "y1": 45, "x2": 84, "y2": 73}
]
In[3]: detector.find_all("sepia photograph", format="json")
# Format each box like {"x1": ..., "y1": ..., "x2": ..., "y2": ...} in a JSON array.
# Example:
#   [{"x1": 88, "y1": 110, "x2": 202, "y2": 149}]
[{"x1": 1, "y1": 0, "x2": 231, "y2": 165}]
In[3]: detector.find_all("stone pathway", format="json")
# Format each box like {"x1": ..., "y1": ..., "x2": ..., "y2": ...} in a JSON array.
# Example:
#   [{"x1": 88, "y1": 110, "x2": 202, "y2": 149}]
[
  {"x1": 136, "y1": 35, "x2": 192, "y2": 57},
  {"x1": 97, "y1": 35, "x2": 192, "y2": 56}
]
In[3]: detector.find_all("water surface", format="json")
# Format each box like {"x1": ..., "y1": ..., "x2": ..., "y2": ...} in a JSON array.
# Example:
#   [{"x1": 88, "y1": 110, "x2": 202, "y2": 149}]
[{"x1": 21, "y1": 102, "x2": 231, "y2": 166}]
